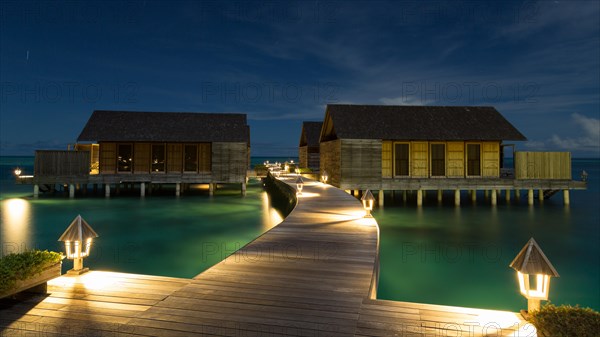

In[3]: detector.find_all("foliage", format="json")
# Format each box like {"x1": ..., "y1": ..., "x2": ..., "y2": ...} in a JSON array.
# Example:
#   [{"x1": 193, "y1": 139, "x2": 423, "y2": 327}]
[
  {"x1": 0, "y1": 250, "x2": 63, "y2": 294},
  {"x1": 253, "y1": 164, "x2": 268, "y2": 176},
  {"x1": 528, "y1": 303, "x2": 600, "y2": 337},
  {"x1": 298, "y1": 167, "x2": 312, "y2": 174}
]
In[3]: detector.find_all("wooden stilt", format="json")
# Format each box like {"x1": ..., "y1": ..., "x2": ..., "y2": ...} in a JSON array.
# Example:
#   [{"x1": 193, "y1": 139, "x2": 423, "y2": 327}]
[
  {"x1": 417, "y1": 189, "x2": 423, "y2": 206},
  {"x1": 538, "y1": 189, "x2": 544, "y2": 202},
  {"x1": 491, "y1": 189, "x2": 497, "y2": 206},
  {"x1": 176, "y1": 183, "x2": 181, "y2": 197},
  {"x1": 563, "y1": 190, "x2": 570, "y2": 206},
  {"x1": 378, "y1": 190, "x2": 384, "y2": 207},
  {"x1": 209, "y1": 183, "x2": 214, "y2": 196},
  {"x1": 69, "y1": 184, "x2": 75, "y2": 198},
  {"x1": 454, "y1": 189, "x2": 460, "y2": 206},
  {"x1": 437, "y1": 190, "x2": 443, "y2": 203},
  {"x1": 528, "y1": 189, "x2": 534, "y2": 205},
  {"x1": 105, "y1": 184, "x2": 110, "y2": 198},
  {"x1": 402, "y1": 190, "x2": 407, "y2": 202},
  {"x1": 471, "y1": 190, "x2": 477, "y2": 202},
  {"x1": 140, "y1": 182, "x2": 145, "y2": 197},
  {"x1": 505, "y1": 189, "x2": 511, "y2": 202},
  {"x1": 241, "y1": 182, "x2": 247, "y2": 196},
  {"x1": 33, "y1": 185, "x2": 39, "y2": 198}
]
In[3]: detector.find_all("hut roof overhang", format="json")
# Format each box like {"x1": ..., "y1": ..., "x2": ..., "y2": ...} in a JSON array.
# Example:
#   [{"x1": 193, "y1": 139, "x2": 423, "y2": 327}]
[
  {"x1": 320, "y1": 105, "x2": 527, "y2": 142},
  {"x1": 299, "y1": 121, "x2": 323, "y2": 147},
  {"x1": 509, "y1": 238, "x2": 559, "y2": 277},
  {"x1": 77, "y1": 110, "x2": 250, "y2": 143}
]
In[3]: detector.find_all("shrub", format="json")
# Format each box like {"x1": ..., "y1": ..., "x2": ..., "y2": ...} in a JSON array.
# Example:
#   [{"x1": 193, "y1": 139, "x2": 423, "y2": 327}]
[
  {"x1": 0, "y1": 250, "x2": 63, "y2": 294},
  {"x1": 253, "y1": 164, "x2": 268, "y2": 176},
  {"x1": 298, "y1": 167, "x2": 312, "y2": 174},
  {"x1": 528, "y1": 303, "x2": 600, "y2": 337}
]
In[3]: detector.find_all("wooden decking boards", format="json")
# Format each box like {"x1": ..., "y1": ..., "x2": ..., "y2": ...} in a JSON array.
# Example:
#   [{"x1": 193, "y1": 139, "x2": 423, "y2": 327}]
[{"x1": 0, "y1": 176, "x2": 535, "y2": 336}]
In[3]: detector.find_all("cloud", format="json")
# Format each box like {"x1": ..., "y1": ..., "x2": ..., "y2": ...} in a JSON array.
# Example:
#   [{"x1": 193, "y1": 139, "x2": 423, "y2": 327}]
[
  {"x1": 549, "y1": 113, "x2": 600, "y2": 152},
  {"x1": 379, "y1": 96, "x2": 434, "y2": 106}
]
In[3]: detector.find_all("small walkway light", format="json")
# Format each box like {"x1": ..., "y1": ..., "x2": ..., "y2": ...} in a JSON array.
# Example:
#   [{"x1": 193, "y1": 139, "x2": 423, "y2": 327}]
[
  {"x1": 581, "y1": 170, "x2": 588, "y2": 182},
  {"x1": 509, "y1": 238, "x2": 559, "y2": 313},
  {"x1": 58, "y1": 215, "x2": 99, "y2": 275},
  {"x1": 361, "y1": 190, "x2": 375, "y2": 217},
  {"x1": 14, "y1": 168, "x2": 22, "y2": 177},
  {"x1": 321, "y1": 170, "x2": 329, "y2": 184},
  {"x1": 296, "y1": 176, "x2": 304, "y2": 195}
]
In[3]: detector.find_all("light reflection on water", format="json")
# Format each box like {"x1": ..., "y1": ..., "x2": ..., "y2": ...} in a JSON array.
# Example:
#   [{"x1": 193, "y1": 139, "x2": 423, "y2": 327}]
[{"x1": 1, "y1": 198, "x2": 32, "y2": 254}]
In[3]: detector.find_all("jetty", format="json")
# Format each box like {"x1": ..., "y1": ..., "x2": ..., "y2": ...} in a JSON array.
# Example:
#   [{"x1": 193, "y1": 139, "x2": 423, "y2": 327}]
[{"x1": 1, "y1": 176, "x2": 535, "y2": 336}]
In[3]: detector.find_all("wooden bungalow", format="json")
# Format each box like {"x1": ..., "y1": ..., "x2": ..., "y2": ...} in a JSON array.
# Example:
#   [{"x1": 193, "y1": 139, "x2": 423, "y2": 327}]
[
  {"x1": 298, "y1": 121, "x2": 323, "y2": 171},
  {"x1": 23, "y1": 110, "x2": 250, "y2": 197},
  {"x1": 319, "y1": 104, "x2": 586, "y2": 206}
]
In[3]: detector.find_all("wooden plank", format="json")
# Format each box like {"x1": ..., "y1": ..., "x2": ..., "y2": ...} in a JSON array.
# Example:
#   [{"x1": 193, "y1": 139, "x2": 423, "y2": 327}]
[{"x1": 381, "y1": 141, "x2": 392, "y2": 178}]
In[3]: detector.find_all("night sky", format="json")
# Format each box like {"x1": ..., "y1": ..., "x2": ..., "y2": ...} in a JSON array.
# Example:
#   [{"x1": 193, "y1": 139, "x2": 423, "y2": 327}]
[{"x1": 1, "y1": 1, "x2": 598, "y2": 156}]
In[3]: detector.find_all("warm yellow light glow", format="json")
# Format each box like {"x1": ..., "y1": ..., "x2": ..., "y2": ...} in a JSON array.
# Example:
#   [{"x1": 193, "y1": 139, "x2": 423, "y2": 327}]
[
  {"x1": 14, "y1": 168, "x2": 22, "y2": 176},
  {"x1": 517, "y1": 272, "x2": 551, "y2": 300},
  {"x1": 1, "y1": 198, "x2": 32, "y2": 249},
  {"x1": 363, "y1": 199, "x2": 374, "y2": 211},
  {"x1": 296, "y1": 192, "x2": 320, "y2": 198},
  {"x1": 296, "y1": 183, "x2": 303, "y2": 194}
]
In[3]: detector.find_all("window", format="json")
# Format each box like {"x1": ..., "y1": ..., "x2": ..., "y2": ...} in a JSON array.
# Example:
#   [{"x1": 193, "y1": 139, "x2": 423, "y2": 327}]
[
  {"x1": 467, "y1": 144, "x2": 481, "y2": 176},
  {"x1": 117, "y1": 144, "x2": 133, "y2": 172},
  {"x1": 184, "y1": 144, "x2": 198, "y2": 172},
  {"x1": 430, "y1": 144, "x2": 446, "y2": 176},
  {"x1": 151, "y1": 144, "x2": 166, "y2": 172},
  {"x1": 394, "y1": 143, "x2": 409, "y2": 176}
]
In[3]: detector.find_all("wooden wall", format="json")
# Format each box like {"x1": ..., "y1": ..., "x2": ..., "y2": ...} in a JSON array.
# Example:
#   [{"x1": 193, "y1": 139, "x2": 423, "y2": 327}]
[
  {"x1": 320, "y1": 140, "x2": 341, "y2": 186},
  {"x1": 35, "y1": 150, "x2": 90, "y2": 177},
  {"x1": 299, "y1": 146, "x2": 308, "y2": 169},
  {"x1": 515, "y1": 152, "x2": 571, "y2": 179},
  {"x1": 446, "y1": 141, "x2": 464, "y2": 177},
  {"x1": 382, "y1": 141, "x2": 392, "y2": 178},
  {"x1": 340, "y1": 139, "x2": 382, "y2": 189},
  {"x1": 482, "y1": 142, "x2": 500, "y2": 177},
  {"x1": 300, "y1": 146, "x2": 320, "y2": 171},
  {"x1": 98, "y1": 142, "x2": 215, "y2": 175},
  {"x1": 211, "y1": 142, "x2": 248, "y2": 183},
  {"x1": 411, "y1": 142, "x2": 429, "y2": 177}
]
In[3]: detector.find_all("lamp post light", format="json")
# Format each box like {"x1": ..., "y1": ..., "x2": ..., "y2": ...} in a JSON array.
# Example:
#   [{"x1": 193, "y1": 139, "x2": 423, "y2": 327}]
[
  {"x1": 58, "y1": 215, "x2": 99, "y2": 275},
  {"x1": 361, "y1": 190, "x2": 375, "y2": 217},
  {"x1": 14, "y1": 168, "x2": 22, "y2": 177},
  {"x1": 321, "y1": 170, "x2": 329, "y2": 184},
  {"x1": 296, "y1": 176, "x2": 304, "y2": 195},
  {"x1": 284, "y1": 163, "x2": 289, "y2": 175},
  {"x1": 295, "y1": 167, "x2": 300, "y2": 176},
  {"x1": 581, "y1": 170, "x2": 588, "y2": 182},
  {"x1": 509, "y1": 238, "x2": 559, "y2": 314}
]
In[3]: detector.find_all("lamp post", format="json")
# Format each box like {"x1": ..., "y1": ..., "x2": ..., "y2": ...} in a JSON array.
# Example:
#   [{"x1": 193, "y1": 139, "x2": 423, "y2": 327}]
[
  {"x1": 14, "y1": 168, "x2": 22, "y2": 177},
  {"x1": 321, "y1": 170, "x2": 329, "y2": 184},
  {"x1": 58, "y1": 215, "x2": 99, "y2": 275},
  {"x1": 295, "y1": 167, "x2": 300, "y2": 176},
  {"x1": 509, "y1": 238, "x2": 559, "y2": 313},
  {"x1": 284, "y1": 163, "x2": 289, "y2": 175},
  {"x1": 581, "y1": 170, "x2": 588, "y2": 182},
  {"x1": 296, "y1": 176, "x2": 304, "y2": 195},
  {"x1": 361, "y1": 190, "x2": 375, "y2": 217}
]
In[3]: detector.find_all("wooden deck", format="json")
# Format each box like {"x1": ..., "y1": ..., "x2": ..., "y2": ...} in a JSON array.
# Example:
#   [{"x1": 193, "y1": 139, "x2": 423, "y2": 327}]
[{"x1": 1, "y1": 176, "x2": 535, "y2": 336}]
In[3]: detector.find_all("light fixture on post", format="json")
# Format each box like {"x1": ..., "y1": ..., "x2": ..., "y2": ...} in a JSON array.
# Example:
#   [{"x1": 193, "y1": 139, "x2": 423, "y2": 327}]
[
  {"x1": 295, "y1": 167, "x2": 300, "y2": 175},
  {"x1": 275, "y1": 169, "x2": 281, "y2": 178},
  {"x1": 14, "y1": 168, "x2": 22, "y2": 177},
  {"x1": 509, "y1": 238, "x2": 559, "y2": 314},
  {"x1": 58, "y1": 215, "x2": 99, "y2": 275},
  {"x1": 296, "y1": 176, "x2": 304, "y2": 195},
  {"x1": 581, "y1": 170, "x2": 588, "y2": 182},
  {"x1": 361, "y1": 190, "x2": 375, "y2": 217},
  {"x1": 321, "y1": 170, "x2": 328, "y2": 184},
  {"x1": 284, "y1": 163, "x2": 289, "y2": 175}
]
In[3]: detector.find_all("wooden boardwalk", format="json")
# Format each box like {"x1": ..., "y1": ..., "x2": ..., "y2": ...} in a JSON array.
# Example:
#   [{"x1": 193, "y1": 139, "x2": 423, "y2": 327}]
[{"x1": 1, "y1": 176, "x2": 535, "y2": 336}]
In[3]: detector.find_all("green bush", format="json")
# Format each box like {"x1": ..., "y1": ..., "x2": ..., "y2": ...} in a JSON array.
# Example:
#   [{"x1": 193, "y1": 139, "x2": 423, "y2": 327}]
[
  {"x1": 0, "y1": 250, "x2": 63, "y2": 294},
  {"x1": 298, "y1": 167, "x2": 312, "y2": 174},
  {"x1": 253, "y1": 164, "x2": 268, "y2": 176},
  {"x1": 528, "y1": 303, "x2": 600, "y2": 337}
]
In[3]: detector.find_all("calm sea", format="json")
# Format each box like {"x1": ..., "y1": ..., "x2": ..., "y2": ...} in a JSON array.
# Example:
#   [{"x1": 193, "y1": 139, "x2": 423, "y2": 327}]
[{"x1": 1, "y1": 156, "x2": 598, "y2": 312}]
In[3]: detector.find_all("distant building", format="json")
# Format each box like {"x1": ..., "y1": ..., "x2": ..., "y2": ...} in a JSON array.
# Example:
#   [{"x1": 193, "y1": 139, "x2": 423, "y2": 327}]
[
  {"x1": 298, "y1": 121, "x2": 323, "y2": 172},
  {"x1": 319, "y1": 104, "x2": 583, "y2": 205},
  {"x1": 25, "y1": 110, "x2": 250, "y2": 197}
]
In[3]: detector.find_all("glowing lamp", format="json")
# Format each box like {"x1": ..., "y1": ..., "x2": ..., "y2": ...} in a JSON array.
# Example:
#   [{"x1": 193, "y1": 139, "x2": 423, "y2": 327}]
[
  {"x1": 361, "y1": 190, "x2": 375, "y2": 217},
  {"x1": 321, "y1": 170, "x2": 329, "y2": 184},
  {"x1": 295, "y1": 167, "x2": 300, "y2": 175},
  {"x1": 275, "y1": 169, "x2": 281, "y2": 178},
  {"x1": 581, "y1": 170, "x2": 588, "y2": 182},
  {"x1": 58, "y1": 215, "x2": 99, "y2": 275},
  {"x1": 509, "y1": 238, "x2": 559, "y2": 313},
  {"x1": 296, "y1": 176, "x2": 304, "y2": 195},
  {"x1": 14, "y1": 168, "x2": 22, "y2": 177},
  {"x1": 284, "y1": 163, "x2": 289, "y2": 174}
]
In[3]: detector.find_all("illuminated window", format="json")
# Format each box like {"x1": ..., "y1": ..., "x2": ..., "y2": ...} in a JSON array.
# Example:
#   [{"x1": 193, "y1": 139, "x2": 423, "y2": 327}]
[
  {"x1": 117, "y1": 144, "x2": 133, "y2": 172},
  {"x1": 151, "y1": 144, "x2": 166, "y2": 172}
]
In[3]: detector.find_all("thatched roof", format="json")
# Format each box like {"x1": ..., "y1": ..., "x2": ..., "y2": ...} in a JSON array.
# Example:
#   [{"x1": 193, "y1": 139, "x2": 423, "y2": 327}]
[
  {"x1": 299, "y1": 121, "x2": 323, "y2": 147},
  {"x1": 78, "y1": 110, "x2": 249, "y2": 143},
  {"x1": 320, "y1": 105, "x2": 526, "y2": 142},
  {"x1": 509, "y1": 238, "x2": 559, "y2": 277},
  {"x1": 58, "y1": 215, "x2": 99, "y2": 242}
]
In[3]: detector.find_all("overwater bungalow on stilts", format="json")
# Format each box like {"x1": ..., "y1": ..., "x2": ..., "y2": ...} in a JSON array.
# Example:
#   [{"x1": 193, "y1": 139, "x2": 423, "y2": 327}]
[
  {"x1": 317, "y1": 104, "x2": 586, "y2": 206},
  {"x1": 18, "y1": 110, "x2": 251, "y2": 197},
  {"x1": 298, "y1": 121, "x2": 323, "y2": 172}
]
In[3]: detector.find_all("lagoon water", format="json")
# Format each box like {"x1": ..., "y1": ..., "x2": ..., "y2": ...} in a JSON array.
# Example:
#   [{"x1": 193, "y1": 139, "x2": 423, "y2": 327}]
[{"x1": 1, "y1": 156, "x2": 598, "y2": 312}]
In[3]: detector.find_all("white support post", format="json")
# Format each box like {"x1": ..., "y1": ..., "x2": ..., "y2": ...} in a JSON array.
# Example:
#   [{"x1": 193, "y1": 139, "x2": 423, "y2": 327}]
[
  {"x1": 241, "y1": 182, "x2": 246, "y2": 196},
  {"x1": 505, "y1": 189, "x2": 511, "y2": 202},
  {"x1": 528, "y1": 189, "x2": 534, "y2": 205},
  {"x1": 140, "y1": 182, "x2": 145, "y2": 198},
  {"x1": 417, "y1": 189, "x2": 423, "y2": 206},
  {"x1": 69, "y1": 184, "x2": 75, "y2": 198},
  {"x1": 105, "y1": 184, "x2": 110, "y2": 198},
  {"x1": 437, "y1": 190, "x2": 443, "y2": 203},
  {"x1": 378, "y1": 190, "x2": 384, "y2": 207},
  {"x1": 175, "y1": 183, "x2": 181, "y2": 197},
  {"x1": 402, "y1": 190, "x2": 407, "y2": 202},
  {"x1": 209, "y1": 183, "x2": 214, "y2": 196},
  {"x1": 491, "y1": 189, "x2": 497, "y2": 206},
  {"x1": 33, "y1": 185, "x2": 39, "y2": 198},
  {"x1": 539, "y1": 189, "x2": 544, "y2": 202},
  {"x1": 515, "y1": 189, "x2": 520, "y2": 200},
  {"x1": 484, "y1": 190, "x2": 489, "y2": 198},
  {"x1": 563, "y1": 189, "x2": 570, "y2": 206},
  {"x1": 454, "y1": 189, "x2": 460, "y2": 206},
  {"x1": 471, "y1": 190, "x2": 477, "y2": 202}
]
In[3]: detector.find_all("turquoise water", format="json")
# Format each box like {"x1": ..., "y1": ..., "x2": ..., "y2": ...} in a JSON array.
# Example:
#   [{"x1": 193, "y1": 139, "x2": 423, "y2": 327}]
[
  {"x1": 374, "y1": 158, "x2": 600, "y2": 311},
  {"x1": 1, "y1": 156, "x2": 598, "y2": 312},
  {"x1": 0, "y1": 156, "x2": 289, "y2": 278}
]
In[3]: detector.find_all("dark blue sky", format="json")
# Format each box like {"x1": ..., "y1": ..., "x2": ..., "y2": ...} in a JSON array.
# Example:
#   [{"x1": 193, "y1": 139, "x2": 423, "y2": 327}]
[{"x1": 1, "y1": 0, "x2": 598, "y2": 156}]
